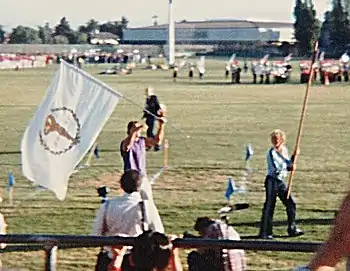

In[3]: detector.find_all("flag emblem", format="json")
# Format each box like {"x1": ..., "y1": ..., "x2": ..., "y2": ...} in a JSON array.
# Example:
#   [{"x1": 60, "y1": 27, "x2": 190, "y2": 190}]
[{"x1": 39, "y1": 107, "x2": 81, "y2": 155}]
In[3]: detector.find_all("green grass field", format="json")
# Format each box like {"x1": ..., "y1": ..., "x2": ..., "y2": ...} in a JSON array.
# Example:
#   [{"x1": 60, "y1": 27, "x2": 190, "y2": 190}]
[{"x1": 0, "y1": 59, "x2": 349, "y2": 270}]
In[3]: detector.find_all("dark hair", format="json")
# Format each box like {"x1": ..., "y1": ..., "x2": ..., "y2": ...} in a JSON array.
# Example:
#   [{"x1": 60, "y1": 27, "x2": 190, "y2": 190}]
[
  {"x1": 194, "y1": 217, "x2": 214, "y2": 232},
  {"x1": 131, "y1": 230, "x2": 172, "y2": 271},
  {"x1": 120, "y1": 170, "x2": 142, "y2": 193},
  {"x1": 127, "y1": 121, "x2": 138, "y2": 135}
]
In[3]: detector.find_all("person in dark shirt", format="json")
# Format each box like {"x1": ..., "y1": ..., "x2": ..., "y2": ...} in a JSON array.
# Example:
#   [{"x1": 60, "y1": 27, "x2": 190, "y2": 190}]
[{"x1": 142, "y1": 87, "x2": 162, "y2": 151}]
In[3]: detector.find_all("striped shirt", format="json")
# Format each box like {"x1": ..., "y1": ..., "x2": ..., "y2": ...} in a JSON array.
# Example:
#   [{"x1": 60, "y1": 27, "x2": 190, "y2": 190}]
[{"x1": 266, "y1": 145, "x2": 293, "y2": 181}]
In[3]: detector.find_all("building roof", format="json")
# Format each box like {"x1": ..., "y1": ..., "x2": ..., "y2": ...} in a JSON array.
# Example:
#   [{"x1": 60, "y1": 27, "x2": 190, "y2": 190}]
[
  {"x1": 128, "y1": 20, "x2": 293, "y2": 30},
  {"x1": 90, "y1": 32, "x2": 119, "y2": 40}
]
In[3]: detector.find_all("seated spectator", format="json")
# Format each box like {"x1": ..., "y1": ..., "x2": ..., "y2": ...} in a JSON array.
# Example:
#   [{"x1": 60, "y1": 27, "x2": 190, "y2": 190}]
[
  {"x1": 121, "y1": 230, "x2": 183, "y2": 271},
  {"x1": 293, "y1": 190, "x2": 350, "y2": 270},
  {"x1": 187, "y1": 217, "x2": 246, "y2": 271},
  {"x1": 92, "y1": 170, "x2": 164, "y2": 270}
]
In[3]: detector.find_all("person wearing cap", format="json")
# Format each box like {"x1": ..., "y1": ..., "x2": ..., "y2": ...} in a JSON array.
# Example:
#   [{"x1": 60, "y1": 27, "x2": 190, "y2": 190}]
[
  {"x1": 187, "y1": 217, "x2": 246, "y2": 271},
  {"x1": 142, "y1": 87, "x2": 162, "y2": 152}
]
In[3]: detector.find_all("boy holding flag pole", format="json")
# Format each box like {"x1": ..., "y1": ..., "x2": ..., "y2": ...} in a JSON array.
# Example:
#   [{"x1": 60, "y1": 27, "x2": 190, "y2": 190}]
[{"x1": 259, "y1": 129, "x2": 303, "y2": 239}]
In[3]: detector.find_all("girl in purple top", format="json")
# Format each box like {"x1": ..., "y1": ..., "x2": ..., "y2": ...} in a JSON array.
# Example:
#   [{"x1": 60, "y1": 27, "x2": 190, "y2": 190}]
[{"x1": 120, "y1": 118, "x2": 165, "y2": 200}]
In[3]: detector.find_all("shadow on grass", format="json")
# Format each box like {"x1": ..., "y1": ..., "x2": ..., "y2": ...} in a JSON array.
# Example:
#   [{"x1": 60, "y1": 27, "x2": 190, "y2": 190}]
[
  {"x1": 174, "y1": 80, "x2": 324, "y2": 86},
  {"x1": 231, "y1": 218, "x2": 334, "y2": 228},
  {"x1": 240, "y1": 234, "x2": 306, "y2": 240}
]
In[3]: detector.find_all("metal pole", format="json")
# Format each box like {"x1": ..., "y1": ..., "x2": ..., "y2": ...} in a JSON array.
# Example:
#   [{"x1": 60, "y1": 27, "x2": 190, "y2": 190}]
[
  {"x1": 44, "y1": 245, "x2": 57, "y2": 271},
  {"x1": 168, "y1": 0, "x2": 175, "y2": 65}
]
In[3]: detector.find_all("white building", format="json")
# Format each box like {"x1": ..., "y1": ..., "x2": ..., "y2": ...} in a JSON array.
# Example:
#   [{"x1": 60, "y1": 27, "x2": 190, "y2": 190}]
[{"x1": 123, "y1": 20, "x2": 295, "y2": 45}]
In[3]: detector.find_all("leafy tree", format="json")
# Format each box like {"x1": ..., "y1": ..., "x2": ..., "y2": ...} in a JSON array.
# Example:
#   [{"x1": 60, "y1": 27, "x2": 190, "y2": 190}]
[
  {"x1": 53, "y1": 35, "x2": 69, "y2": 44},
  {"x1": 99, "y1": 17, "x2": 129, "y2": 41},
  {"x1": 76, "y1": 33, "x2": 88, "y2": 44},
  {"x1": 342, "y1": 0, "x2": 350, "y2": 16},
  {"x1": 54, "y1": 17, "x2": 72, "y2": 37},
  {"x1": 319, "y1": 11, "x2": 332, "y2": 49},
  {"x1": 78, "y1": 19, "x2": 100, "y2": 34},
  {"x1": 294, "y1": 0, "x2": 320, "y2": 56},
  {"x1": 38, "y1": 22, "x2": 53, "y2": 44},
  {"x1": 9, "y1": 26, "x2": 42, "y2": 44},
  {"x1": 327, "y1": 0, "x2": 350, "y2": 50},
  {"x1": 99, "y1": 21, "x2": 117, "y2": 34},
  {"x1": 0, "y1": 25, "x2": 5, "y2": 43}
]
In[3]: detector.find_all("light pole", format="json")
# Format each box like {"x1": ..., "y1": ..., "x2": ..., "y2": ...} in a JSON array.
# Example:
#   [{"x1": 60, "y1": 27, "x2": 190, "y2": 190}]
[{"x1": 168, "y1": 0, "x2": 175, "y2": 65}]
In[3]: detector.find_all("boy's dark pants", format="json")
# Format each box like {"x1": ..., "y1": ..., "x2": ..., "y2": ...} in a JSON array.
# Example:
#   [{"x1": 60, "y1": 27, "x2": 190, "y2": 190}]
[
  {"x1": 146, "y1": 117, "x2": 155, "y2": 138},
  {"x1": 260, "y1": 176, "x2": 297, "y2": 236}
]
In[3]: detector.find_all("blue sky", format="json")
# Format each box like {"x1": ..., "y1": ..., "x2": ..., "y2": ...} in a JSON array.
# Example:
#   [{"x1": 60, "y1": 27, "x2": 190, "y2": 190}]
[{"x1": 0, "y1": 0, "x2": 332, "y2": 31}]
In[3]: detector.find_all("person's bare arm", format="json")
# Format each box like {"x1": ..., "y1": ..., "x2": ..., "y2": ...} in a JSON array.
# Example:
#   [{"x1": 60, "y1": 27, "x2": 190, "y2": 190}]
[
  {"x1": 307, "y1": 191, "x2": 350, "y2": 270},
  {"x1": 121, "y1": 125, "x2": 144, "y2": 153},
  {"x1": 168, "y1": 235, "x2": 183, "y2": 271},
  {"x1": 145, "y1": 118, "x2": 165, "y2": 147}
]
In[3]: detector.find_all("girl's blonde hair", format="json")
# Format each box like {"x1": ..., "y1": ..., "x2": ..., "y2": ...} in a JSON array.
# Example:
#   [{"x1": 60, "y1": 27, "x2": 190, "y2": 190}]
[{"x1": 270, "y1": 129, "x2": 286, "y2": 142}]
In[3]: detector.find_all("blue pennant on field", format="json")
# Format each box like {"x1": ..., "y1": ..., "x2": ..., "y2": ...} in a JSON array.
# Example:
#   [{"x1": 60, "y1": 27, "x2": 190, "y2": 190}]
[
  {"x1": 225, "y1": 177, "x2": 245, "y2": 200},
  {"x1": 8, "y1": 171, "x2": 15, "y2": 189},
  {"x1": 245, "y1": 144, "x2": 254, "y2": 161}
]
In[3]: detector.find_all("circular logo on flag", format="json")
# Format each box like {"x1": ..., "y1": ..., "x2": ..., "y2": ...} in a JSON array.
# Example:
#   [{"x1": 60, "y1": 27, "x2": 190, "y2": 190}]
[{"x1": 39, "y1": 107, "x2": 81, "y2": 155}]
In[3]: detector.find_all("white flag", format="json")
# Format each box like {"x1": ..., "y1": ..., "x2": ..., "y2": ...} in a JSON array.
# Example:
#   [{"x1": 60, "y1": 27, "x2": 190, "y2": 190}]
[{"x1": 21, "y1": 60, "x2": 121, "y2": 200}]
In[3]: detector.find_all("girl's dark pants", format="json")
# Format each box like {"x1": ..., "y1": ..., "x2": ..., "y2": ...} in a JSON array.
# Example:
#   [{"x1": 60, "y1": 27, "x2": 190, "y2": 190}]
[{"x1": 260, "y1": 176, "x2": 297, "y2": 236}]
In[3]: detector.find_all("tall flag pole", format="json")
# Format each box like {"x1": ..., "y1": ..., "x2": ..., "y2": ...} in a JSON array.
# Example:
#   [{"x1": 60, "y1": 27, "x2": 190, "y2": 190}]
[
  {"x1": 168, "y1": 0, "x2": 175, "y2": 66},
  {"x1": 287, "y1": 41, "x2": 319, "y2": 199}
]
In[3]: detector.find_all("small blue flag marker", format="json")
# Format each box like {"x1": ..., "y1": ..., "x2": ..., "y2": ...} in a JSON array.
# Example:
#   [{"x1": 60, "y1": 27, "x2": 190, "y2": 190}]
[
  {"x1": 8, "y1": 171, "x2": 15, "y2": 189},
  {"x1": 225, "y1": 177, "x2": 236, "y2": 200},
  {"x1": 245, "y1": 144, "x2": 254, "y2": 161}
]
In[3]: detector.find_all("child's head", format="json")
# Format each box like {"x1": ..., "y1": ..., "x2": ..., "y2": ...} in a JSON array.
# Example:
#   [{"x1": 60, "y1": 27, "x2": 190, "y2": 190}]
[
  {"x1": 270, "y1": 129, "x2": 286, "y2": 148},
  {"x1": 131, "y1": 230, "x2": 172, "y2": 271}
]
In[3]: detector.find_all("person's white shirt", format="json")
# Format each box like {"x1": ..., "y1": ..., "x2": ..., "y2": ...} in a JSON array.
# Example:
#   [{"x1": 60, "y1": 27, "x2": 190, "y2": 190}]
[
  {"x1": 92, "y1": 191, "x2": 164, "y2": 237},
  {"x1": 0, "y1": 212, "x2": 7, "y2": 249}
]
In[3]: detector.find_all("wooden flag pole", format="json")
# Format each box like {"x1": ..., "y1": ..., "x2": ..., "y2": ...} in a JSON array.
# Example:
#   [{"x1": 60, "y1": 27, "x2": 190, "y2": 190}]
[
  {"x1": 287, "y1": 41, "x2": 319, "y2": 199},
  {"x1": 8, "y1": 187, "x2": 13, "y2": 206},
  {"x1": 164, "y1": 139, "x2": 169, "y2": 169}
]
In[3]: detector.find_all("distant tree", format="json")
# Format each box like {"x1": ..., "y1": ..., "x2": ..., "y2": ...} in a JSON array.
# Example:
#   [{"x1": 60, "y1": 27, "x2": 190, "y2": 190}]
[
  {"x1": 53, "y1": 35, "x2": 69, "y2": 44},
  {"x1": 327, "y1": 0, "x2": 350, "y2": 51},
  {"x1": 294, "y1": 0, "x2": 320, "y2": 56},
  {"x1": 342, "y1": 0, "x2": 350, "y2": 16},
  {"x1": 54, "y1": 17, "x2": 72, "y2": 37},
  {"x1": 9, "y1": 26, "x2": 42, "y2": 44},
  {"x1": 38, "y1": 22, "x2": 53, "y2": 44},
  {"x1": 54, "y1": 17, "x2": 77, "y2": 44},
  {"x1": 78, "y1": 19, "x2": 100, "y2": 34},
  {"x1": 99, "y1": 17, "x2": 129, "y2": 41},
  {"x1": 118, "y1": 16, "x2": 129, "y2": 41},
  {"x1": 99, "y1": 21, "x2": 117, "y2": 34},
  {"x1": 76, "y1": 33, "x2": 88, "y2": 44},
  {"x1": 0, "y1": 25, "x2": 5, "y2": 43},
  {"x1": 319, "y1": 11, "x2": 332, "y2": 49}
]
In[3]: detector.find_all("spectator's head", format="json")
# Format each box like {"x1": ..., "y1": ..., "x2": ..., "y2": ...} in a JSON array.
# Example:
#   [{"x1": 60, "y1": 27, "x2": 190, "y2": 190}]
[
  {"x1": 120, "y1": 170, "x2": 142, "y2": 194},
  {"x1": 194, "y1": 217, "x2": 215, "y2": 236},
  {"x1": 131, "y1": 230, "x2": 172, "y2": 271}
]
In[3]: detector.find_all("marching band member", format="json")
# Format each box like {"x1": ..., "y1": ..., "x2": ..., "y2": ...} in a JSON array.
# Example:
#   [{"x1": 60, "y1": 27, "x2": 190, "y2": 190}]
[
  {"x1": 142, "y1": 87, "x2": 162, "y2": 151},
  {"x1": 189, "y1": 64, "x2": 194, "y2": 79},
  {"x1": 173, "y1": 66, "x2": 178, "y2": 82}
]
